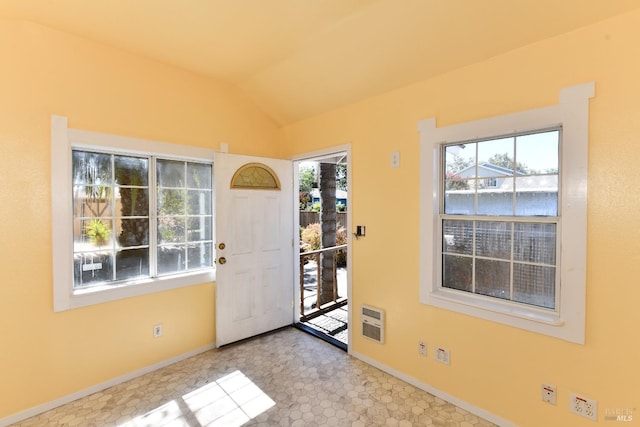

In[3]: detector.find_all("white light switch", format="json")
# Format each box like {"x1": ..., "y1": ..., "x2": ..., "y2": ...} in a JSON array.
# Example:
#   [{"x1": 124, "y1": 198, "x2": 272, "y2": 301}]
[{"x1": 391, "y1": 151, "x2": 400, "y2": 168}]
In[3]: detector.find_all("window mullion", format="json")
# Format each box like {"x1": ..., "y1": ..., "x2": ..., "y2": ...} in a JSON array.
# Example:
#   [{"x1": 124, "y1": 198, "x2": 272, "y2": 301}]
[
  {"x1": 110, "y1": 154, "x2": 117, "y2": 283},
  {"x1": 471, "y1": 220, "x2": 476, "y2": 293},
  {"x1": 183, "y1": 162, "x2": 189, "y2": 269},
  {"x1": 149, "y1": 157, "x2": 158, "y2": 278},
  {"x1": 555, "y1": 218, "x2": 561, "y2": 311},
  {"x1": 474, "y1": 143, "x2": 479, "y2": 214},
  {"x1": 511, "y1": 138, "x2": 517, "y2": 216},
  {"x1": 441, "y1": 214, "x2": 558, "y2": 223},
  {"x1": 509, "y1": 221, "x2": 514, "y2": 302}
]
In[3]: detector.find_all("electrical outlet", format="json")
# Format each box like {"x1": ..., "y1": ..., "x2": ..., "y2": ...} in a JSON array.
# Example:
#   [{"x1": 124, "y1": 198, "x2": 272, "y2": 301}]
[
  {"x1": 434, "y1": 346, "x2": 450, "y2": 365},
  {"x1": 570, "y1": 393, "x2": 597, "y2": 420},
  {"x1": 153, "y1": 324, "x2": 163, "y2": 338},
  {"x1": 542, "y1": 384, "x2": 556, "y2": 405},
  {"x1": 418, "y1": 340, "x2": 427, "y2": 357}
]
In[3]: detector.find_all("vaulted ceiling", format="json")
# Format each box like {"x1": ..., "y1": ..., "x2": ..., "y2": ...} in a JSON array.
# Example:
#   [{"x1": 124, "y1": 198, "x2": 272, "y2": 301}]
[{"x1": 1, "y1": 0, "x2": 639, "y2": 125}]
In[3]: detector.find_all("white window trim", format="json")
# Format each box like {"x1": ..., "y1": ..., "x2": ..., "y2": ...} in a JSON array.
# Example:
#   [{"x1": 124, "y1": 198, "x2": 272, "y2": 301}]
[
  {"x1": 418, "y1": 83, "x2": 593, "y2": 344},
  {"x1": 51, "y1": 115, "x2": 216, "y2": 312}
]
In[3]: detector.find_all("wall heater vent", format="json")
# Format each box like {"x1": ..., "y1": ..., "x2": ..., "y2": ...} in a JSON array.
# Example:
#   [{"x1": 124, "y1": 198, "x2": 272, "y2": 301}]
[{"x1": 361, "y1": 305, "x2": 385, "y2": 344}]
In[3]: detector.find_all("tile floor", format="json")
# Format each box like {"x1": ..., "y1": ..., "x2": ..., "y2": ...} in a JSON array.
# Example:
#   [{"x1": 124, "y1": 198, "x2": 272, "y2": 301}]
[{"x1": 13, "y1": 327, "x2": 496, "y2": 427}]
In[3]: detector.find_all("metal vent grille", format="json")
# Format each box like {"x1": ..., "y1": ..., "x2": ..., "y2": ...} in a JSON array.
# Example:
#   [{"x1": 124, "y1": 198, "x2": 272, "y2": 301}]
[
  {"x1": 362, "y1": 306, "x2": 381, "y2": 320},
  {"x1": 361, "y1": 305, "x2": 384, "y2": 344}
]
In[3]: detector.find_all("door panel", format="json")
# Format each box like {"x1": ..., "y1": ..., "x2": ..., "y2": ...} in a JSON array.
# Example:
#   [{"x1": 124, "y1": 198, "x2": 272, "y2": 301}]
[
  {"x1": 215, "y1": 153, "x2": 293, "y2": 346},
  {"x1": 231, "y1": 269, "x2": 253, "y2": 322}
]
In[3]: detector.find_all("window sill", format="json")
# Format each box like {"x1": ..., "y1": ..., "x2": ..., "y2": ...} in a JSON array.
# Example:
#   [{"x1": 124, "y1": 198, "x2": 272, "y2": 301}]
[
  {"x1": 421, "y1": 287, "x2": 583, "y2": 342},
  {"x1": 430, "y1": 289, "x2": 564, "y2": 326},
  {"x1": 55, "y1": 269, "x2": 216, "y2": 312}
]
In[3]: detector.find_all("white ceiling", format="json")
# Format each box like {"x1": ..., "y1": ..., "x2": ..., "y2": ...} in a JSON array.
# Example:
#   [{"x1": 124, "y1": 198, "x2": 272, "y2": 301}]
[{"x1": 1, "y1": 0, "x2": 638, "y2": 125}]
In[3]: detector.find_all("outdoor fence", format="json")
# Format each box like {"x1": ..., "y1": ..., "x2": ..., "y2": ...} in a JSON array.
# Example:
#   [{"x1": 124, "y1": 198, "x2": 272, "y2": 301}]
[{"x1": 299, "y1": 211, "x2": 347, "y2": 230}]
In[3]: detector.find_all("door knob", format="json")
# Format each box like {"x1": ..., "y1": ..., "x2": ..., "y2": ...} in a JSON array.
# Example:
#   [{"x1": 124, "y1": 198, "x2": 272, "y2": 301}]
[
  {"x1": 218, "y1": 257, "x2": 227, "y2": 265},
  {"x1": 218, "y1": 242, "x2": 226, "y2": 250}
]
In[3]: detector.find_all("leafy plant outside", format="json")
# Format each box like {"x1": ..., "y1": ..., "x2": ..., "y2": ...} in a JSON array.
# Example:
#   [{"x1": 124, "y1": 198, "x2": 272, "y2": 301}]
[
  {"x1": 300, "y1": 222, "x2": 347, "y2": 267},
  {"x1": 84, "y1": 218, "x2": 111, "y2": 246}
]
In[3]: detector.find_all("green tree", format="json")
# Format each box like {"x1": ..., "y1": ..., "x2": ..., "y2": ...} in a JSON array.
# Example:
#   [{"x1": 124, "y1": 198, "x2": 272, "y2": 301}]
[
  {"x1": 116, "y1": 167, "x2": 149, "y2": 247},
  {"x1": 488, "y1": 153, "x2": 532, "y2": 174},
  {"x1": 299, "y1": 166, "x2": 316, "y2": 192},
  {"x1": 445, "y1": 173, "x2": 470, "y2": 190},
  {"x1": 157, "y1": 189, "x2": 185, "y2": 243},
  {"x1": 336, "y1": 163, "x2": 347, "y2": 191},
  {"x1": 446, "y1": 156, "x2": 473, "y2": 175},
  {"x1": 299, "y1": 192, "x2": 311, "y2": 210},
  {"x1": 299, "y1": 165, "x2": 316, "y2": 211}
]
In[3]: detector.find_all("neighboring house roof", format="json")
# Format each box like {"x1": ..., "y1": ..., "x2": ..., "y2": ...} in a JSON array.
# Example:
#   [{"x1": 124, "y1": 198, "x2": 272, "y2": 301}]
[
  {"x1": 454, "y1": 162, "x2": 526, "y2": 178},
  {"x1": 448, "y1": 171, "x2": 558, "y2": 193}
]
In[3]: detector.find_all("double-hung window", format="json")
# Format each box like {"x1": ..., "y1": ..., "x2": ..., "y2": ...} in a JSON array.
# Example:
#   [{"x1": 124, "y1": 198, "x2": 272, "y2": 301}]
[
  {"x1": 441, "y1": 129, "x2": 560, "y2": 309},
  {"x1": 52, "y1": 116, "x2": 216, "y2": 311},
  {"x1": 419, "y1": 83, "x2": 593, "y2": 343}
]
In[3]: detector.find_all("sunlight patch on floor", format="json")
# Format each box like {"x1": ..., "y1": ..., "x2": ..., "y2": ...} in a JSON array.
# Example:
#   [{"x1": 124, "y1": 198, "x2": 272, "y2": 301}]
[{"x1": 119, "y1": 370, "x2": 275, "y2": 427}]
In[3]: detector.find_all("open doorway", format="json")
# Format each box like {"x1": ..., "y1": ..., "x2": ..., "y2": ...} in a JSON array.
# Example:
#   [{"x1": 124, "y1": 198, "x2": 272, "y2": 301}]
[{"x1": 293, "y1": 149, "x2": 350, "y2": 350}]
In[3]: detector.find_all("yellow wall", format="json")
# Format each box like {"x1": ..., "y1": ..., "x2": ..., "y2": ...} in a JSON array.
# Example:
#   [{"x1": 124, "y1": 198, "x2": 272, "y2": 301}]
[
  {"x1": 0, "y1": 19, "x2": 280, "y2": 418},
  {"x1": 4, "y1": 7, "x2": 640, "y2": 426},
  {"x1": 283, "y1": 9, "x2": 640, "y2": 427}
]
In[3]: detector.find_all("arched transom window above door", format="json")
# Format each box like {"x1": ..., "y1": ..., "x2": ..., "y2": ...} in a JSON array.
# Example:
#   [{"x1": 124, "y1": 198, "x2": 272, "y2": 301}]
[{"x1": 230, "y1": 162, "x2": 281, "y2": 190}]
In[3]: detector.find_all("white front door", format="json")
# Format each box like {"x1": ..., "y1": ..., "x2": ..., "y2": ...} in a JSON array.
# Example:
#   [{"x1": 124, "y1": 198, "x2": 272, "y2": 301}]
[{"x1": 215, "y1": 153, "x2": 293, "y2": 346}]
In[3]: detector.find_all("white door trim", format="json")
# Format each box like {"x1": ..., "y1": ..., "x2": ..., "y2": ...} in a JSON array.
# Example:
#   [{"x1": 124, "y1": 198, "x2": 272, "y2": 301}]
[{"x1": 291, "y1": 144, "x2": 352, "y2": 353}]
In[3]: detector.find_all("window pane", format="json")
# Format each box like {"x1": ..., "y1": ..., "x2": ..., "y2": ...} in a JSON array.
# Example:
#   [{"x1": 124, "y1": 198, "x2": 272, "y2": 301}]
[
  {"x1": 157, "y1": 159, "x2": 213, "y2": 277},
  {"x1": 72, "y1": 151, "x2": 112, "y2": 185},
  {"x1": 158, "y1": 189, "x2": 185, "y2": 215},
  {"x1": 187, "y1": 217, "x2": 212, "y2": 242},
  {"x1": 475, "y1": 259, "x2": 510, "y2": 300},
  {"x1": 74, "y1": 252, "x2": 113, "y2": 288},
  {"x1": 118, "y1": 188, "x2": 149, "y2": 217},
  {"x1": 513, "y1": 264, "x2": 555, "y2": 309},
  {"x1": 158, "y1": 246, "x2": 186, "y2": 275},
  {"x1": 188, "y1": 163, "x2": 212, "y2": 188},
  {"x1": 443, "y1": 254, "x2": 472, "y2": 292},
  {"x1": 157, "y1": 159, "x2": 185, "y2": 187},
  {"x1": 187, "y1": 190, "x2": 212, "y2": 215},
  {"x1": 515, "y1": 131, "x2": 559, "y2": 176},
  {"x1": 477, "y1": 137, "x2": 514, "y2": 174},
  {"x1": 114, "y1": 156, "x2": 148, "y2": 186},
  {"x1": 442, "y1": 220, "x2": 473, "y2": 255},
  {"x1": 158, "y1": 217, "x2": 186, "y2": 244},
  {"x1": 445, "y1": 143, "x2": 476, "y2": 176},
  {"x1": 116, "y1": 218, "x2": 149, "y2": 247},
  {"x1": 116, "y1": 248, "x2": 149, "y2": 280},
  {"x1": 74, "y1": 219, "x2": 105, "y2": 246},
  {"x1": 475, "y1": 221, "x2": 511, "y2": 259},
  {"x1": 187, "y1": 243, "x2": 213, "y2": 269},
  {"x1": 445, "y1": 177, "x2": 473, "y2": 191},
  {"x1": 514, "y1": 223, "x2": 556, "y2": 265},
  {"x1": 76, "y1": 218, "x2": 114, "y2": 248},
  {"x1": 444, "y1": 188, "x2": 474, "y2": 214},
  {"x1": 515, "y1": 176, "x2": 558, "y2": 216},
  {"x1": 444, "y1": 143, "x2": 476, "y2": 214},
  {"x1": 477, "y1": 178, "x2": 513, "y2": 215},
  {"x1": 73, "y1": 184, "x2": 113, "y2": 218},
  {"x1": 73, "y1": 220, "x2": 87, "y2": 246}
]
